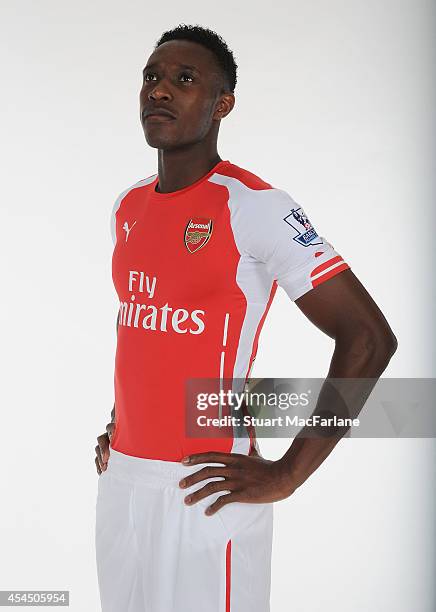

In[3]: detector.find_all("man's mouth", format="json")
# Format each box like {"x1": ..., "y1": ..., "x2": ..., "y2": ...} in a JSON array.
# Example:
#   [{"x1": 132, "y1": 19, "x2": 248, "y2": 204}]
[
  {"x1": 144, "y1": 114, "x2": 176, "y2": 122},
  {"x1": 142, "y1": 108, "x2": 177, "y2": 123}
]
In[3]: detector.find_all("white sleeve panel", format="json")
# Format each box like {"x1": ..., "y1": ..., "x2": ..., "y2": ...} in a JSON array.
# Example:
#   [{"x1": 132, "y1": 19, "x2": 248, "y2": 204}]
[
  {"x1": 244, "y1": 189, "x2": 350, "y2": 300},
  {"x1": 110, "y1": 193, "x2": 123, "y2": 246},
  {"x1": 110, "y1": 175, "x2": 157, "y2": 246},
  {"x1": 217, "y1": 175, "x2": 350, "y2": 301}
]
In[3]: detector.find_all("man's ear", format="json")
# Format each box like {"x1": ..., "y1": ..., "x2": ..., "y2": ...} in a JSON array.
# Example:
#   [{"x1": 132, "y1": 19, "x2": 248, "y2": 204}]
[{"x1": 214, "y1": 93, "x2": 235, "y2": 120}]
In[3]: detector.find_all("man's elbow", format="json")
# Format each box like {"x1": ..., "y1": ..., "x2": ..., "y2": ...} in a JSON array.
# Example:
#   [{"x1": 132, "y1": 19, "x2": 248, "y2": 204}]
[
  {"x1": 337, "y1": 323, "x2": 398, "y2": 369},
  {"x1": 387, "y1": 330, "x2": 398, "y2": 356},
  {"x1": 360, "y1": 325, "x2": 398, "y2": 363}
]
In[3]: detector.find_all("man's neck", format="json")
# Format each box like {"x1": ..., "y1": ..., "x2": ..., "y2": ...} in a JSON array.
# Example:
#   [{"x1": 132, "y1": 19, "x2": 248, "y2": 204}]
[{"x1": 155, "y1": 148, "x2": 222, "y2": 194}]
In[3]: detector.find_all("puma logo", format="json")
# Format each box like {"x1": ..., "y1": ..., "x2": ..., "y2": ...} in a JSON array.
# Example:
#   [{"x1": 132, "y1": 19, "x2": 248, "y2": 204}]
[{"x1": 123, "y1": 220, "x2": 137, "y2": 242}]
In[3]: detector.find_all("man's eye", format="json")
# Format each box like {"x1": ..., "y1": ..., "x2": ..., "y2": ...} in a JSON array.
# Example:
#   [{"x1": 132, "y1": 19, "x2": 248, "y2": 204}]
[{"x1": 142, "y1": 72, "x2": 193, "y2": 83}]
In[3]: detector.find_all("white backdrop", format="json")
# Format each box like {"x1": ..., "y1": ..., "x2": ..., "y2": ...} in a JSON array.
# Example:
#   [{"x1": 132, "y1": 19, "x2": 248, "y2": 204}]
[{"x1": 1, "y1": 0, "x2": 435, "y2": 610}]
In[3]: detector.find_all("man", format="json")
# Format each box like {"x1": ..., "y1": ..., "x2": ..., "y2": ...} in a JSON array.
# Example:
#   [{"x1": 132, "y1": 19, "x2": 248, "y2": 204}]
[{"x1": 94, "y1": 24, "x2": 397, "y2": 612}]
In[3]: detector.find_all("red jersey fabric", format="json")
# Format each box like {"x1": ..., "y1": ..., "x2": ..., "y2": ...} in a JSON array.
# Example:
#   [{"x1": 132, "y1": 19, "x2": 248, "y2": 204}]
[{"x1": 109, "y1": 159, "x2": 350, "y2": 461}]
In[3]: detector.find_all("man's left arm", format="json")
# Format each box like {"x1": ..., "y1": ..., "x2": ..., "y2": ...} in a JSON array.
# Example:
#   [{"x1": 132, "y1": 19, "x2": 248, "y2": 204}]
[{"x1": 179, "y1": 268, "x2": 398, "y2": 515}]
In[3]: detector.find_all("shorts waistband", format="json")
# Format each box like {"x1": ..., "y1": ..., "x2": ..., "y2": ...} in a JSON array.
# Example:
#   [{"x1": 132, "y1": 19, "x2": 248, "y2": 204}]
[{"x1": 105, "y1": 448, "x2": 215, "y2": 488}]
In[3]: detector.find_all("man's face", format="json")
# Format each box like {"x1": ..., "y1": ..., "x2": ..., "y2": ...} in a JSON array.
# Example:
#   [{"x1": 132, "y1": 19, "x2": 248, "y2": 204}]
[{"x1": 139, "y1": 40, "x2": 233, "y2": 150}]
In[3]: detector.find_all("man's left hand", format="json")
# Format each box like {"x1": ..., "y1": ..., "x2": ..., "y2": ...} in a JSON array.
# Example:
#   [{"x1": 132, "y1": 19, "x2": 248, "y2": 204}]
[{"x1": 179, "y1": 452, "x2": 295, "y2": 515}]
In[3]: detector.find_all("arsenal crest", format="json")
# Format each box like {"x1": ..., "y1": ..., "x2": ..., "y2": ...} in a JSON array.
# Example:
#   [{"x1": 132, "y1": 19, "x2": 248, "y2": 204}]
[{"x1": 184, "y1": 218, "x2": 213, "y2": 253}]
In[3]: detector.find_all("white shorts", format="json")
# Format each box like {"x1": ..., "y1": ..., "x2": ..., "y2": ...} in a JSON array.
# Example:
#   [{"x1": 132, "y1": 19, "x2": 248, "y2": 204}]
[{"x1": 95, "y1": 448, "x2": 273, "y2": 612}]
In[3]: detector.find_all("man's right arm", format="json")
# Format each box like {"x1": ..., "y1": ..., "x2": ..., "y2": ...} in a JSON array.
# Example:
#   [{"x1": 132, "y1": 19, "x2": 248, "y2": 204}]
[
  {"x1": 95, "y1": 313, "x2": 118, "y2": 474},
  {"x1": 111, "y1": 314, "x2": 118, "y2": 423}
]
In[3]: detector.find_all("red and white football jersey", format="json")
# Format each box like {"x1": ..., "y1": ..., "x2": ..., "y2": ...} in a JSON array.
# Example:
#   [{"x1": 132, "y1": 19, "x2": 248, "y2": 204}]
[{"x1": 110, "y1": 159, "x2": 350, "y2": 461}]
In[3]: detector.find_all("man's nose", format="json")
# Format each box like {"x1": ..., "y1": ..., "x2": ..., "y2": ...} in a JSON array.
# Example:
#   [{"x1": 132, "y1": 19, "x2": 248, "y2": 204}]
[{"x1": 149, "y1": 87, "x2": 171, "y2": 101}]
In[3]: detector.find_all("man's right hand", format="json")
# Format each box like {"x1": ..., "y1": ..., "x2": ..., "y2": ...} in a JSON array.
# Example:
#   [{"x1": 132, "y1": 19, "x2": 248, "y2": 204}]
[{"x1": 95, "y1": 422, "x2": 115, "y2": 474}]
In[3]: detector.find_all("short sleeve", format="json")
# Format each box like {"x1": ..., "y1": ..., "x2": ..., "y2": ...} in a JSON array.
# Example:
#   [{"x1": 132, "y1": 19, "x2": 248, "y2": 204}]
[
  {"x1": 110, "y1": 186, "x2": 133, "y2": 247},
  {"x1": 110, "y1": 176, "x2": 157, "y2": 246},
  {"x1": 241, "y1": 188, "x2": 351, "y2": 301},
  {"x1": 110, "y1": 197, "x2": 118, "y2": 246}
]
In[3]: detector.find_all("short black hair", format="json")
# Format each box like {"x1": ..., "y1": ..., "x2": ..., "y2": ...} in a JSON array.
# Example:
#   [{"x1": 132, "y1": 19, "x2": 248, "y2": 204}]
[{"x1": 155, "y1": 23, "x2": 238, "y2": 93}]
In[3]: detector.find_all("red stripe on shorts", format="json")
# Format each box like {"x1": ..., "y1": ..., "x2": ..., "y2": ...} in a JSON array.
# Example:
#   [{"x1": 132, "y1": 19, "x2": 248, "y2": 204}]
[{"x1": 226, "y1": 540, "x2": 232, "y2": 611}]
